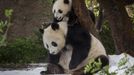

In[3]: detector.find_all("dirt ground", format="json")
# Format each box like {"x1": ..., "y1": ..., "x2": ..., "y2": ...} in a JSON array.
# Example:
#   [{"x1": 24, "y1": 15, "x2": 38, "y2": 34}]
[{"x1": 0, "y1": 0, "x2": 53, "y2": 41}]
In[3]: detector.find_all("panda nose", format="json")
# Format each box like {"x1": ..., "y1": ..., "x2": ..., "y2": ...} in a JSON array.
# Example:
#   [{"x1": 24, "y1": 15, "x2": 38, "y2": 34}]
[
  {"x1": 50, "y1": 51, "x2": 56, "y2": 54},
  {"x1": 56, "y1": 16, "x2": 59, "y2": 19},
  {"x1": 52, "y1": 52, "x2": 55, "y2": 54}
]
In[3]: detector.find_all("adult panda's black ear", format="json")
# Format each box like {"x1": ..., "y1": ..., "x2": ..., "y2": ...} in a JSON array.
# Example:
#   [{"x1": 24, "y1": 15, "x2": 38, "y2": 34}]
[
  {"x1": 64, "y1": 0, "x2": 69, "y2": 4},
  {"x1": 39, "y1": 22, "x2": 45, "y2": 34},
  {"x1": 39, "y1": 22, "x2": 51, "y2": 33},
  {"x1": 51, "y1": 22, "x2": 59, "y2": 31},
  {"x1": 39, "y1": 28, "x2": 44, "y2": 34},
  {"x1": 52, "y1": 0, "x2": 56, "y2": 4}
]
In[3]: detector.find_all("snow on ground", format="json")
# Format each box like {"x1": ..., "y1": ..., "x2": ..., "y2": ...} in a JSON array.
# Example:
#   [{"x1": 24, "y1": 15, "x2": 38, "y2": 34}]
[
  {"x1": 0, "y1": 53, "x2": 133, "y2": 75},
  {"x1": 108, "y1": 53, "x2": 134, "y2": 75},
  {"x1": 0, "y1": 63, "x2": 47, "y2": 75}
]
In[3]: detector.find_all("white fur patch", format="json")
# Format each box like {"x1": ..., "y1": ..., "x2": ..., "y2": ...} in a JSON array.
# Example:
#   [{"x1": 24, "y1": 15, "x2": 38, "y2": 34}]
[
  {"x1": 52, "y1": 0, "x2": 72, "y2": 21},
  {"x1": 43, "y1": 22, "x2": 68, "y2": 54},
  {"x1": 59, "y1": 44, "x2": 73, "y2": 73}
]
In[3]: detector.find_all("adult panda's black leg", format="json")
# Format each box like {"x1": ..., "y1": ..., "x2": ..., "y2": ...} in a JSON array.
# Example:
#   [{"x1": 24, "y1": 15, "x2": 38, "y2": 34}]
[
  {"x1": 81, "y1": 72, "x2": 93, "y2": 75},
  {"x1": 68, "y1": 31, "x2": 91, "y2": 69},
  {"x1": 48, "y1": 53, "x2": 61, "y2": 64},
  {"x1": 95, "y1": 55, "x2": 109, "y2": 68},
  {"x1": 40, "y1": 53, "x2": 64, "y2": 74},
  {"x1": 69, "y1": 47, "x2": 90, "y2": 69},
  {"x1": 68, "y1": 24, "x2": 92, "y2": 70},
  {"x1": 42, "y1": 63, "x2": 64, "y2": 74}
]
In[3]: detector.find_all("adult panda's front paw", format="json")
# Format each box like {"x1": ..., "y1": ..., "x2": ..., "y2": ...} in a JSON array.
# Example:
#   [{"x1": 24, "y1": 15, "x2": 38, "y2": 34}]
[
  {"x1": 40, "y1": 71, "x2": 46, "y2": 75},
  {"x1": 69, "y1": 62, "x2": 78, "y2": 70},
  {"x1": 44, "y1": 63, "x2": 64, "y2": 74}
]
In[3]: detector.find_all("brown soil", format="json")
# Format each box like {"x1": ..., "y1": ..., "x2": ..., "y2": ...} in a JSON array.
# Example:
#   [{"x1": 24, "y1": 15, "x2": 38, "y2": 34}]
[{"x1": 0, "y1": 0, "x2": 53, "y2": 41}]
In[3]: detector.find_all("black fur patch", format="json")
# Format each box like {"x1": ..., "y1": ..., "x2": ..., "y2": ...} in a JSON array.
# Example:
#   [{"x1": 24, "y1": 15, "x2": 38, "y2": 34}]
[
  {"x1": 39, "y1": 28, "x2": 44, "y2": 33},
  {"x1": 66, "y1": 8, "x2": 78, "y2": 25},
  {"x1": 58, "y1": 9, "x2": 63, "y2": 13},
  {"x1": 64, "y1": 0, "x2": 69, "y2": 4},
  {"x1": 43, "y1": 63, "x2": 64, "y2": 74},
  {"x1": 48, "y1": 53, "x2": 61, "y2": 64},
  {"x1": 66, "y1": 23, "x2": 91, "y2": 69},
  {"x1": 51, "y1": 22, "x2": 59, "y2": 31},
  {"x1": 95, "y1": 55, "x2": 109, "y2": 68}
]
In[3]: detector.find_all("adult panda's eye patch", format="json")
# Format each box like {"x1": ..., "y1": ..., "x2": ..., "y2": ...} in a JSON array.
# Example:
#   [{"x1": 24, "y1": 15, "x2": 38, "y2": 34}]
[
  {"x1": 64, "y1": 0, "x2": 69, "y2": 4},
  {"x1": 58, "y1": 9, "x2": 63, "y2": 13},
  {"x1": 51, "y1": 41, "x2": 58, "y2": 47}
]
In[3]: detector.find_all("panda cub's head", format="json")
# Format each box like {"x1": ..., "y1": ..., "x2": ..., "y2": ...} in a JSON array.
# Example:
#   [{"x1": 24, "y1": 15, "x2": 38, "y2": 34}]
[
  {"x1": 52, "y1": 0, "x2": 72, "y2": 21},
  {"x1": 41, "y1": 22, "x2": 68, "y2": 55}
]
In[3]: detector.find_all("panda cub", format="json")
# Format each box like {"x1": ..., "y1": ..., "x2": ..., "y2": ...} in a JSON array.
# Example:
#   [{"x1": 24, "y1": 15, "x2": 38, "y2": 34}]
[
  {"x1": 52, "y1": 0, "x2": 95, "y2": 24},
  {"x1": 52, "y1": 0, "x2": 72, "y2": 23},
  {"x1": 41, "y1": 21, "x2": 109, "y2": 74}
]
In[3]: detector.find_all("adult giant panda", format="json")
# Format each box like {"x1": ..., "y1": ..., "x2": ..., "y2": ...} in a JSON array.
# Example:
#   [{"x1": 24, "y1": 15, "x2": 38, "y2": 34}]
[
  {"x1": 52, "y1": 0, "x2": 95, "y2": 24},
  {"x1": 40, "y1": 21, "x2": 109, "y2": 75},
  {"x1": 41, "y1": 0, "x2": 106, "y2": 74}
]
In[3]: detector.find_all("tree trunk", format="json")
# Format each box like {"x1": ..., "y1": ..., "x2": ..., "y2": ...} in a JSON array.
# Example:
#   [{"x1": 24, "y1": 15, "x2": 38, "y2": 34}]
[
  {"x1": 120, "y1": 0, "x2": 134, "y2": 5},
  {"x1": 96, "y1": 6, "x2": 104, "y2": 31},
  {"x1": 98, "y1": 0, "x2": 134, "y2": 56},
  {"x1": 72, "y1": 0, "x2": 98, "y2": 37}
]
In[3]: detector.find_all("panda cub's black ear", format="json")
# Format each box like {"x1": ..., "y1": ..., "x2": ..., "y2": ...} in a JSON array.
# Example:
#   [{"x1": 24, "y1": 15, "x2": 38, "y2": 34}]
[
  {"x1": 51, "y1": 22, "x2": 59, "y2": 31},
  {"x1": 64, "y1": 0, "x2": 69, "y2": 4}
]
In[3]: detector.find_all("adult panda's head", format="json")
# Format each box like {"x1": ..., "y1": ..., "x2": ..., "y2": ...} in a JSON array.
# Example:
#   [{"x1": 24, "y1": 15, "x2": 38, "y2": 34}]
[
  {"x1": 52, "y1": 0, "x2": 72, "y2": 22},
  {"x1": 40, "y1": 22, "x2": 68, "y2": 55}
]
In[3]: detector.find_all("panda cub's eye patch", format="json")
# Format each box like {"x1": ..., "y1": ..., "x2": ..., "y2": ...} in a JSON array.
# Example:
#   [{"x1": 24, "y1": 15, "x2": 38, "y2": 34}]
[
  {"x1": 58, "y1": 9, "x2": 63, "y2": 13},
  {"x1": 51, "y1": 41, "x2": 57, "y2": 47},
  {"x1": 46, "y1": 44, "x2": 49, "y2": 48},
  {"x1": 54, "y1": 10, "x2": 55, "y2": 13}
]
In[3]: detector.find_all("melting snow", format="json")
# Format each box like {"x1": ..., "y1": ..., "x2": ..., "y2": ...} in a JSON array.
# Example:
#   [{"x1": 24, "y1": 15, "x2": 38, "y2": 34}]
[
  {"x1": 0, "y1": 63, "x2": 47, "y2": 75},
  {"x1": 108, "y1": 53, "x2": 134, "y2": 75}
]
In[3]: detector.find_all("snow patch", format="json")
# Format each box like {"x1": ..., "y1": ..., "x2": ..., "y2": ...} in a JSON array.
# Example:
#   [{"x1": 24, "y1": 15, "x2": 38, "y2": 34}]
[
  {"x1": 0, "y1": 63, "x2": 47, "y2": 75},
  {"x1": 108, "y1": 53, "x2": 134, "y2": 75}
]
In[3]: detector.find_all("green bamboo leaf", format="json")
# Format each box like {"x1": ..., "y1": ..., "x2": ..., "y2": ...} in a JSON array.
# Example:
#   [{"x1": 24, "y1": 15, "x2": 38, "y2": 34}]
[
  {"x1": 4, "y1": 20, "x2": 8, "y2": 26},
  {"x1": 5, "y1": 9, "x2": 13, "y2": 18},
  {"x1": 0, "y1": 29, "x2": 3, "y2": 32},
  {"x1": 118, "y1": 54, "x2": 128, "y2": 67}
]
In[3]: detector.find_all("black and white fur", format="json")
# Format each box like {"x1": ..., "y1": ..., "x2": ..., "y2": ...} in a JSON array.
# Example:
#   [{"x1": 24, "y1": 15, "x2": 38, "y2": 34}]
[
  {"x1": 52, "y1": 0, "x2": 72, "y2": 22},
  {"x1": 41, "y1": 21, "x2": 109, "y2": 74},
  {"x1": 41, "y1": 0, "x2": 107, "y2": 74},
  {"x1": 62, "y1": 22, "x2": 108, "y2": 74},
  {"x1": 52, "y1": 0, "x2": 95, "y2": 24},
  {"x1": 42, "y1": 22, "x2": 68, "y2": 55}
]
